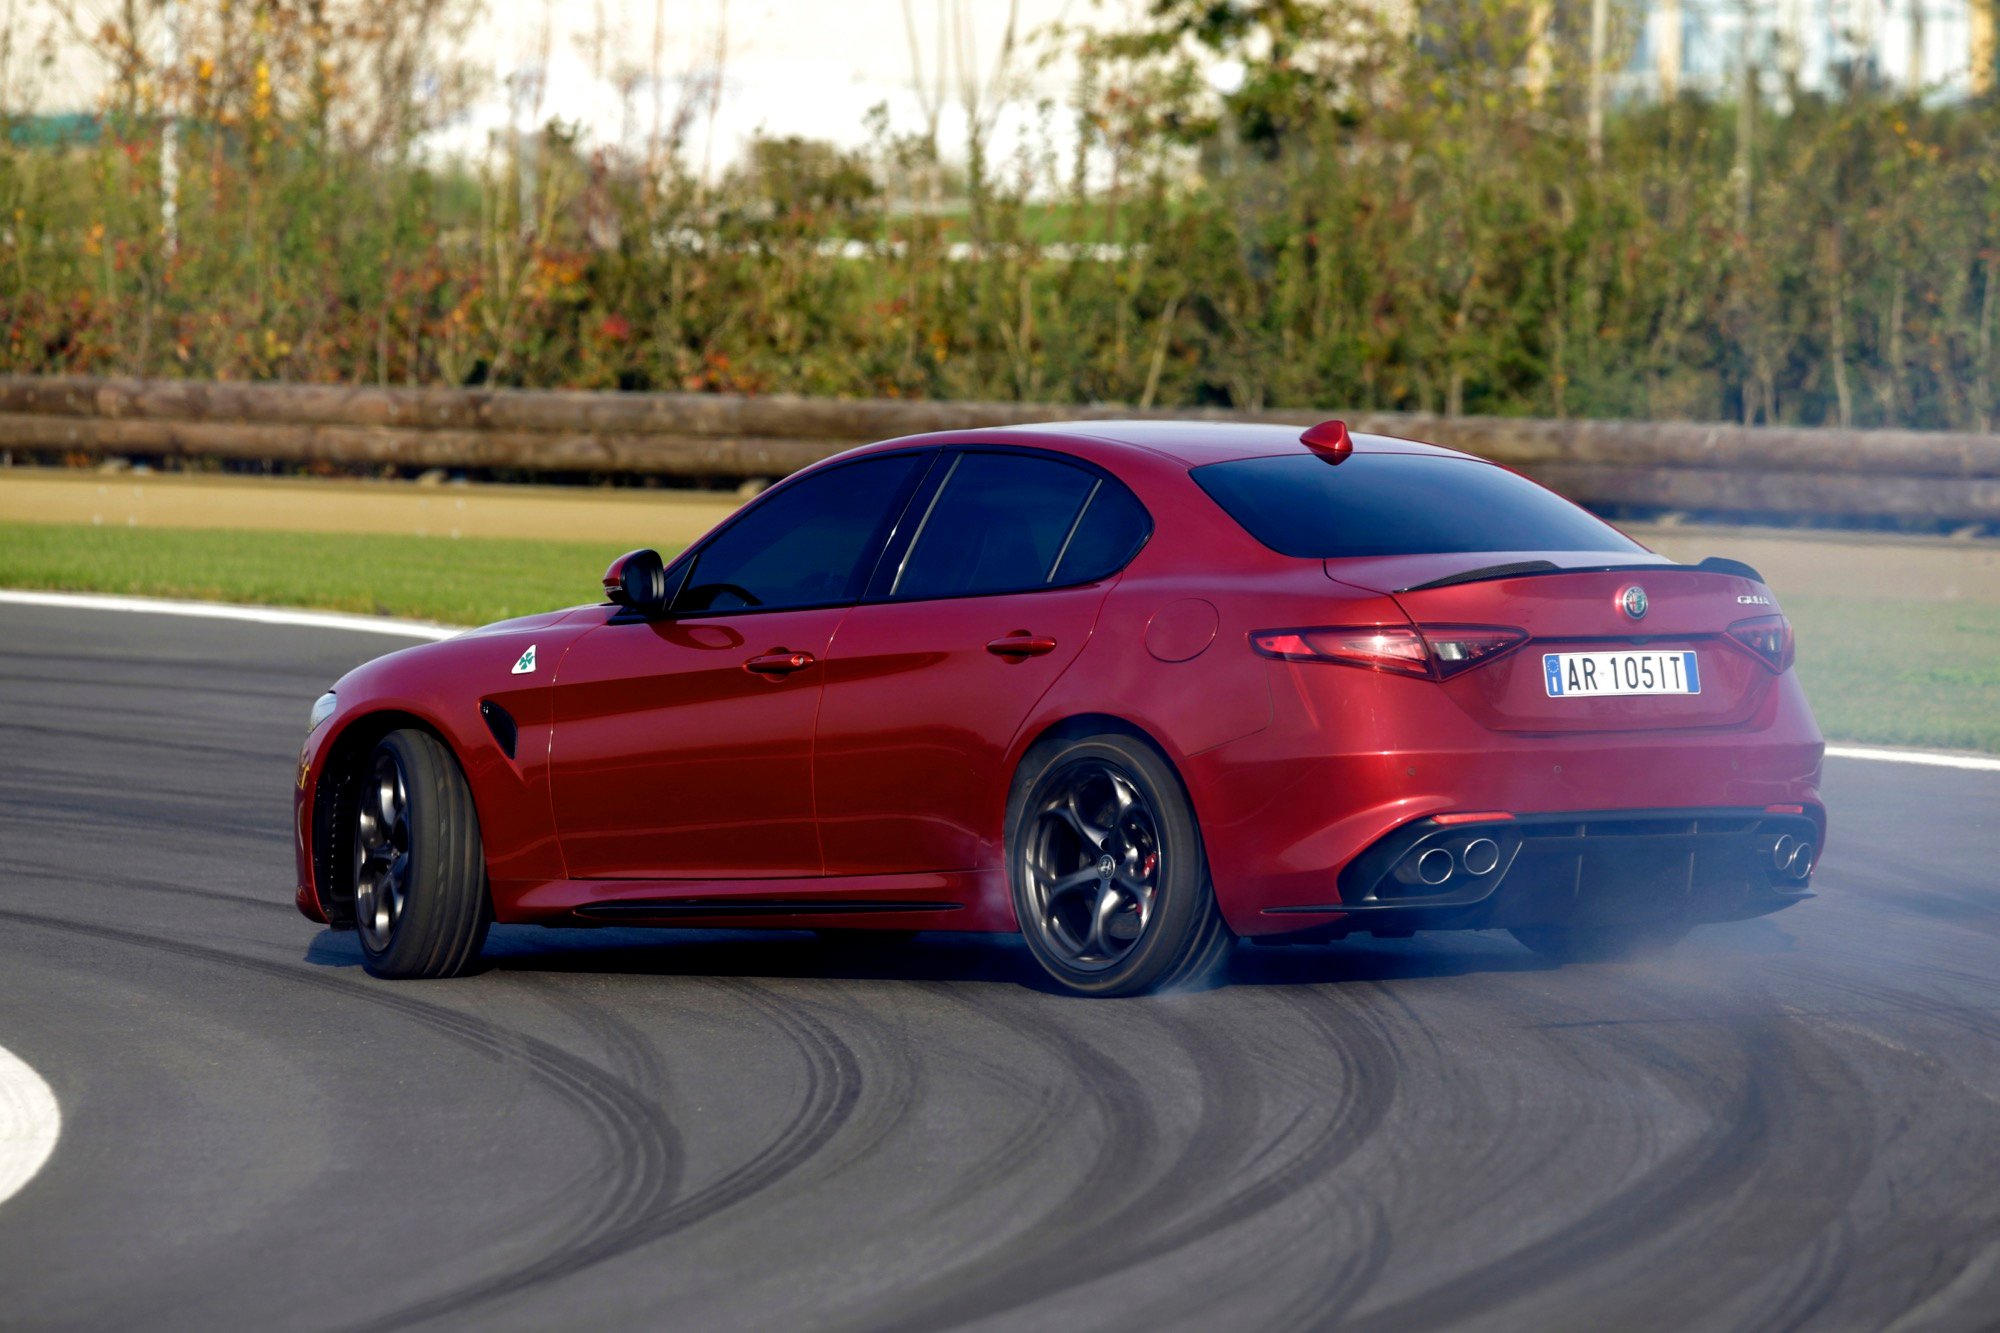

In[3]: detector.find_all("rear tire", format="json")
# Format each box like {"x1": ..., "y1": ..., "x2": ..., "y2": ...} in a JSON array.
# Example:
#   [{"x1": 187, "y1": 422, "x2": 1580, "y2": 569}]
[
  {"x1": 352, "y1": 728, "x2": 492, "y2": 979},
  {"x1": 1008, "y1": 732, "x2": 1232, "y2": 997},
  {"x1": 1509, "y1": 921, "x2": 1689, "y2": 963}
]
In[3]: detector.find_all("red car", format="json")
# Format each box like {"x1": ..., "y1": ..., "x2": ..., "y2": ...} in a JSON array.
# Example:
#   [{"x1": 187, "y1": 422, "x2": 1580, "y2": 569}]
[{"x1": 294, "y1": 420, "x2": 1825, "y2": 996}]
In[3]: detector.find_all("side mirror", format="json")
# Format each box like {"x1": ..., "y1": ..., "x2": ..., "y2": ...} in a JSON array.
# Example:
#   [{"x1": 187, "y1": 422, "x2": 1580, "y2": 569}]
[{"x1": 603, "y1": 548, "x2": 672, "y2": 616}]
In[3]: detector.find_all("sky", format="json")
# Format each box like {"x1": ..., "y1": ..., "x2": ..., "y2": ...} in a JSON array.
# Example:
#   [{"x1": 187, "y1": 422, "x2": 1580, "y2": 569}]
[
  {"x1": 12, "y1": 0, "x2": 1979, "y2": 171},
  {"x1": 446, "y1": 0, "x2": 1101, "y2": 174},
  {"x1": 7, "y1": 0, "x2": 1104, "y2": 173}
]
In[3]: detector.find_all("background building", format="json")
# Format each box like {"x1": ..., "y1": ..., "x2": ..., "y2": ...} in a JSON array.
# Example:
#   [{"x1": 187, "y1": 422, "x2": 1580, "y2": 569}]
[{"x1": 1626, "y1": 0, "x2": 1997, "y2": 98}]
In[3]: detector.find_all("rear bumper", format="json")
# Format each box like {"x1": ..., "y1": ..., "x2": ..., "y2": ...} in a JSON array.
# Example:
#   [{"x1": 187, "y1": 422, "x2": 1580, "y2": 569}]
[
  {"x1": 1186, "y1": 657, "x2": 1825, "y2": 936},
  {"x1": 1258, "y1": 806, "x2": 1822, "y2": 936}
]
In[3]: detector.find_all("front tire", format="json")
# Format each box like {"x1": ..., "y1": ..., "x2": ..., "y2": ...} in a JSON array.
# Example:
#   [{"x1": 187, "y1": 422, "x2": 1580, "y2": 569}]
[
  {"x1": 1008, "y1": 732, "x2": 1232, "y2": 997},
  {"x1": 352, "y1": 728, "x2": 492, "y2": 979}
]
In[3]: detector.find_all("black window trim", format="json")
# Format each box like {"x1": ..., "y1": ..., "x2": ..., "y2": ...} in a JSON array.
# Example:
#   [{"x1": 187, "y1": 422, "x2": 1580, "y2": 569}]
[
  {"x1": 879, "y1": 452, "x2": 962, "y2": 599},
  {"x1": 1045, "y1": 477, "x2": 1103, "y2": 583},
  {"x1": 644, "y1": 448, "x2": 941, "y2": 622},
  {"x1": 861, "y1": 443, "x2": 1154, "y2": 606}
]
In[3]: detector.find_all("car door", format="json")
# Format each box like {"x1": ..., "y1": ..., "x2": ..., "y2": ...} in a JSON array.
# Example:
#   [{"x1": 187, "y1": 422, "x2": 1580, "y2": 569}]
[
  {"x1": 548, "y1": 452, "x2": 930, "y2": 879},
  {"x1": 813, "y1": 448, "x2": 1153, "y2": 875}
]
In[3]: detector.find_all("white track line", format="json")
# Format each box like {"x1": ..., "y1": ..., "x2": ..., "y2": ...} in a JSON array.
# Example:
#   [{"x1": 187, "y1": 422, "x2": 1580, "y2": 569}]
[
  {"x1": 1824, "y1": 744, "x2": 2000, "y2": 774},
  {"x1": 0, "y1": 1045, "x2": 59, "y2": 1210},
  {"x1": 0, "y1": 589, "x2": 460, "y2": 640},
  {"x1": 4, "y1": 589, "x2": 1996, "y2": 770}
]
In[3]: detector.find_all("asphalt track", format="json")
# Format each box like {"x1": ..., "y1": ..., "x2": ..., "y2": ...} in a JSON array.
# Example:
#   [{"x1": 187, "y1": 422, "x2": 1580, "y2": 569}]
[{"x1": 2, "y1": 602, "x2": 1998, "y2": 1332}]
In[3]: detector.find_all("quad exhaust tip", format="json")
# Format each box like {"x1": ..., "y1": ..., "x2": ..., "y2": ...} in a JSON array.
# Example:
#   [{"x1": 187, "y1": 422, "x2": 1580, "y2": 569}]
[
  {"x1": 1416, "y1": 848, "x2": 1455, "y2": 886},
  {"x1": 1387, "y1": 830, "x2": 1512, "y2": 894},
  {"x1": 1461, "y1": 837, "x2": 1501, "y2": 876},
  {"x1": 1768, "y1": 833, "x2": 1815, "y2": 882}
]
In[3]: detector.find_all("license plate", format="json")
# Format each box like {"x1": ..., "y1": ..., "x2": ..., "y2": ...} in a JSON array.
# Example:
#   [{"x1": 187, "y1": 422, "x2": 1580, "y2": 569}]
[{"x1": 1543, "y1": 650, "x2": 1700, "y2": 698}]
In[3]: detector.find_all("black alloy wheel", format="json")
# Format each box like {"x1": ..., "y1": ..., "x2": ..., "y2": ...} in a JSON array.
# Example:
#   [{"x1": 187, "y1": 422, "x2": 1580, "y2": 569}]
[{"x1": 1009, "y1": 732, "x2": 1232, "y2": 997}]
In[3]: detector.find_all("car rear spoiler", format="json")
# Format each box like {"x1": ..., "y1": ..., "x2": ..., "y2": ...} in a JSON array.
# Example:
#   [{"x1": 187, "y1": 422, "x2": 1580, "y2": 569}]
[{"x1": 1398, "y1": 555, "x2": 1766, "y2": 594}]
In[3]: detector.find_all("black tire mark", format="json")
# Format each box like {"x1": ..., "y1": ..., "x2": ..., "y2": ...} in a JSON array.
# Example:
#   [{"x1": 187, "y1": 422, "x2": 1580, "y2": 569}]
[
  {"x1": 0, "y1": 855, "x2": 292, "y2": 912},
  {"x1": 1270, "y1": 1194, "x2": 1396, "y2": 1333},
  {"x1": 0, "y1": 718, "x2": 288, "y2": 763},
  {"x1": 671, "y1": 977, "x2": 870, "y2": 1204},
  {"x1": 903, "y1": 984, "x2": 1077, "y2": 1213},
  {"x1": 0, "y1": 910, "x2": 866, "y2": 1332},
  {"x1": 1726, "y1": 1217, "x2": 1856, "y2": 1333},
  {"x1": 848, "y1": 987, "x2": 1166, "y2": 1333},
  {"x1": 1088, "y1": 986, "x2": 1407, "y2": 1327},
  {"x1": 375, "y1": 977, "x2": 866, "y2": 1328},
  {"x1": 1778, "y1": 955, "x2": 2000, "y2": 1045},
  {"x1": 857, "y1": 982, "x2": 1405, "y2": 1332},
  {"x1": 372, "y1": 977, "x2": 862, "y2": 1328},
  {"x1": 762, "y1": 984, "x2": 926, "y2": 1181},
  {"x1": 1114, "y1": 985, "x2": 1408, "y2": 1333},
  {"x1": 1340, "y1": 1010, "x2": 1871, "y2": 1333},
  {"x1": 509, "y1": 975, "x2": 676, "y2": 1104},
  {"x1": 0, "y1": 789, "x2": 276, "y2": 841},
  {"x1": 0, "y1": 909, "x2": 680, "y2": 1330}
]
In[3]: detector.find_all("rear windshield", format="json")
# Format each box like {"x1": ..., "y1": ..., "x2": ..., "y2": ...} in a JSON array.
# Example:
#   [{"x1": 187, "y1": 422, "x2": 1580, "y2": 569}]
[{"x1": 1191, "y1": 453, "x2": 1643, "y2": 559}]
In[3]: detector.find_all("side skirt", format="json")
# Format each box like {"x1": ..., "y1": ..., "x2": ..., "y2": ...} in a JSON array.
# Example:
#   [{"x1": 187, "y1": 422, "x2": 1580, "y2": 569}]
[{"x1": 492, "y1": 868, "x2": 1017, "y2": 933}]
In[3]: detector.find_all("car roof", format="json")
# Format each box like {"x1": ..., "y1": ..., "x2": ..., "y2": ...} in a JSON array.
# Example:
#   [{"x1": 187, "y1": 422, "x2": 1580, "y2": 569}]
[{"x1": 868, "y1": 419, "x2": 1471, "y2": 468}]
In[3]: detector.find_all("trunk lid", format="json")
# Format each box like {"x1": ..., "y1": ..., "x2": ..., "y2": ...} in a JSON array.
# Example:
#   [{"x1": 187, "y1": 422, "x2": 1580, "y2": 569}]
[{"x1": 1326, "y1": 552, "x2": 1783, "y2": 733}]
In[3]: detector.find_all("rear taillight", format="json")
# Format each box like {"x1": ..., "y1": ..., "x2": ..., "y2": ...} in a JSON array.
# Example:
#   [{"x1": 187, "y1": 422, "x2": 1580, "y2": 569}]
[
  {"x1": 1252, "y1": 627, "x2": 1431, "y2": 676},
  {"x1": 1422, "y1": 626, "x2": 1531, "y2": 678},
  {"x1": 1251, "y1": 625, "x2": 1526, "y2": 680},
  {"x1": 1727, "y1": 615, "x2": 1795, "y2": 673}
]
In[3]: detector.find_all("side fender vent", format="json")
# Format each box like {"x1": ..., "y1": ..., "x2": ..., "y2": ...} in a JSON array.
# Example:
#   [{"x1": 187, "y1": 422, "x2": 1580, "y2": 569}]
[{"x1": 480, "y1": 700, "x2": 519, "y2": 759}]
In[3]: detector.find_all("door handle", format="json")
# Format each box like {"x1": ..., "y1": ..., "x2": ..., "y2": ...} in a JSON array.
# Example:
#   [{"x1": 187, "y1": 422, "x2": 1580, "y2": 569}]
[
  {"x1": 986, "y1": 633, "x2": 1058, "y2": 658},
  {"x1": 745, "y1": 649, "x2": 817, "y2": 675}
]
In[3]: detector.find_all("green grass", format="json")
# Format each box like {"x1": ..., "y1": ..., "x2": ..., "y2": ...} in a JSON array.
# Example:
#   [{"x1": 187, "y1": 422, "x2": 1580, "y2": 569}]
[
  {"x1": 0, "y1": 522, "x2": 654, "y2": 627},
  {"x1": 1786, "y1": 594, "x2": 2000, "y2": 755},
  {"x1": 2, "y1": 522, "x2": 1995, "y2": 753}
]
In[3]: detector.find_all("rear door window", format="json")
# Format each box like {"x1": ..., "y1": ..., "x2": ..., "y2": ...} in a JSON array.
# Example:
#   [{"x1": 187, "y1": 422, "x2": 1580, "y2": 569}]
[
  {"x1": 1191, "y1": 453, "x2": 1643, "y2": 558},
  {"x1": 1051, "y1": 479, "x2": 1150, "y2": 585},
  {"x1": 890, "y1": 452, "x2": 1136, "y2": 599}
]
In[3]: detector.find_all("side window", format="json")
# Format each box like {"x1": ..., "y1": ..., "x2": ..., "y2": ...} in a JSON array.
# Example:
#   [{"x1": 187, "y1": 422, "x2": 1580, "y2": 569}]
[
  {"x1": 892, "y1": 453, "x2": 1098, "y2": 600},
  {"x1": 675, "y1": 454, "x2": 924, "y2": 613},
  {"x1": 1051, "y1": 481, "x2": 1150, "y2": 585}
]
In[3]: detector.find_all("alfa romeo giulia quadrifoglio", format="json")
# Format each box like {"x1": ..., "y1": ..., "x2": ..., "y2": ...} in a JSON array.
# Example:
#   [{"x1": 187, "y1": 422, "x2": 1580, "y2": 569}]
[{"x1": 293, "y1": 420, "x2": 1825, "y2": 996}]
